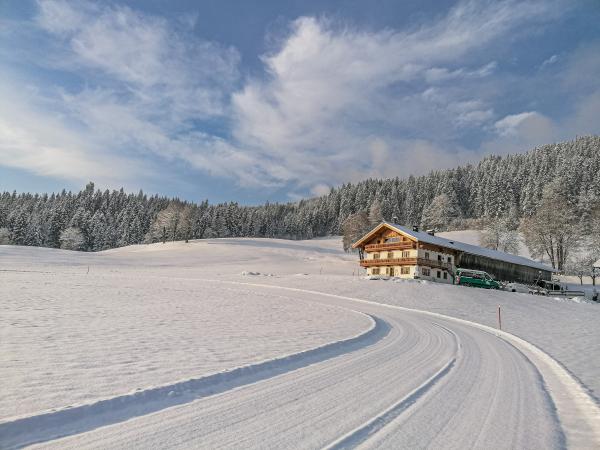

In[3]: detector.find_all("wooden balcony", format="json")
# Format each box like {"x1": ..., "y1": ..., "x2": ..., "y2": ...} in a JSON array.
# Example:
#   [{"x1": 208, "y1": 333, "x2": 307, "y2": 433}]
[
  {"x1": 360, "y1": 257, "x2": 453, "y2": 271},
  {"x1": 364, "y1": 242, "x2": 415, "y2": 251}
]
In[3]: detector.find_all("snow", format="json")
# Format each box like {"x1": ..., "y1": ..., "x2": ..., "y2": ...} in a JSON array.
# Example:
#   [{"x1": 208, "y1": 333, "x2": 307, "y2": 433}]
[
  {"x1": 437, "y1": 229, "x2": 534, "y2": 260},
  {"x1": 2, "y1": 237, "x2": 600, "y2": 448},
  {"x1": 385, "y1": 222, "x2": 554, "y2": 272},
  {"x1": 0, "y1": 244, "x2": 370, "y2": 420}
]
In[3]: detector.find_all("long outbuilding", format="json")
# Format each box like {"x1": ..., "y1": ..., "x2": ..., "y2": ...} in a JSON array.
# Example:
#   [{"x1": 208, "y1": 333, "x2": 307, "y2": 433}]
[{"x1": 352, "y1": 222, "x2": 556, "y2": 284}]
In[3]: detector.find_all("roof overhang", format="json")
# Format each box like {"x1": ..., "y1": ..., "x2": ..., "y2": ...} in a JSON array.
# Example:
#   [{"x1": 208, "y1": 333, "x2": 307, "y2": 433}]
[{"x1": 351, "y1": 222, "x2": 413, "y2": 249}]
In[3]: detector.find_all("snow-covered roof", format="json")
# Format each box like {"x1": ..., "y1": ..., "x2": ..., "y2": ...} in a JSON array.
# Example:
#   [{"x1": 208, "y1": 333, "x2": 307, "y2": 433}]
[
  {"x1": 594, "y1": 259, "x2": 600, "y2": 268},
  {"x1": 358, "y1": 222, "x2": 556, "y2": 272}
]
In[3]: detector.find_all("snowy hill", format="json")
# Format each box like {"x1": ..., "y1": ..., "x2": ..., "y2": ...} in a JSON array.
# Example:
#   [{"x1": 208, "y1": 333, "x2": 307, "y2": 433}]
[{"x1": 1, "y1": 237, "x2": 599, "y2": 448}]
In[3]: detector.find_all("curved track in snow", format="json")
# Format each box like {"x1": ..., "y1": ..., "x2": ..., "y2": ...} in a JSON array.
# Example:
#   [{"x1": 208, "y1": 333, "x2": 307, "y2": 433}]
[{"x1": 18, "y1": 281, "x2": 600, "y2": 449}]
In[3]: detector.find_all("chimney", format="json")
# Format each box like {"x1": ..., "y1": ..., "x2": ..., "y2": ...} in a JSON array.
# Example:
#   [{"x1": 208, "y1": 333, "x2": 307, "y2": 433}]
[
  {"x1": 392, "y1": 215, "x2": 398, "y2": 223},
  {"x1": 412, "y1": 225, "x2": 419, "y2": 232},
  {"x1": 426, "y1": 229, "x2": 435, "y2": 236}
]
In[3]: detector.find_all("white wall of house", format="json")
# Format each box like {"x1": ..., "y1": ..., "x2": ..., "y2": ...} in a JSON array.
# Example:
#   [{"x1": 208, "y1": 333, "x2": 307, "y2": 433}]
[
  {"x1": 417, "y1": 248, "x2": 454, "y2": 266},
  {"x1": 366, "y1": 249, "x2": 417, "y2": 260},
  {"x1": 368, "y1": 265, "x2": 416, "y2": 278},
  {"x1": 415, "y1": 265, "x2": 454, "y2": 284}
]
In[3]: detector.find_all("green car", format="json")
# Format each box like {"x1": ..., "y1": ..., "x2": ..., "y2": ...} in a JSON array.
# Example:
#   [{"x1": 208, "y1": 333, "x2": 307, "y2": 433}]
[{"x1": 455, "y1": 268, "x2": 500, "y2": 289}]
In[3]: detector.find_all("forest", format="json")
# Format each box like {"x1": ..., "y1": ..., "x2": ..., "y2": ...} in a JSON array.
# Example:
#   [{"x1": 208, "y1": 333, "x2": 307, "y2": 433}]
[{"x1": 1, "y1": 136, "x2": 599, "y2": 267}]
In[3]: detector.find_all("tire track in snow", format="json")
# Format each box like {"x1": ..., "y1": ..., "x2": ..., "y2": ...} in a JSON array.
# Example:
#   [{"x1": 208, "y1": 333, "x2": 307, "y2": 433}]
[
  {"x1": 198, "y1": 278, "x2": 600, "y2": 447},
  {"x1": 324, "y1": 323, "x2": 459, "y2": 450},
  {"x1": 0, "y1": 313, "x2": 389, "y2": 450}
]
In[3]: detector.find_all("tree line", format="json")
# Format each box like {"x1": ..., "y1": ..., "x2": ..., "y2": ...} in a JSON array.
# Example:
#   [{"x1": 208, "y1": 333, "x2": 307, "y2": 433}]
[{"x1": 1, "y1": 136, "x2": 599, "y2": 273}]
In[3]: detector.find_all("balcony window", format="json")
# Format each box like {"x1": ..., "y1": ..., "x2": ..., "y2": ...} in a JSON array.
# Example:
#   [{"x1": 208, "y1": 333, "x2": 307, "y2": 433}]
[
  {"x1": 425, "y1": 252, "x2": 430, "y2": 259},
  {"x1": 402, "y1": 250, "x2": 410, "y2": 258},
  {"x1": 447, "y1": 256, "x2": 452, "y2": 263}
]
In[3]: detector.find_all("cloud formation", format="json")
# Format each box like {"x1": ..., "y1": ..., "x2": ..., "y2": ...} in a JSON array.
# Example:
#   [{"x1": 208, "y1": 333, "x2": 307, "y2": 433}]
[{"x1": 1, "y1": 0, "x2": 597, "y2": 200}]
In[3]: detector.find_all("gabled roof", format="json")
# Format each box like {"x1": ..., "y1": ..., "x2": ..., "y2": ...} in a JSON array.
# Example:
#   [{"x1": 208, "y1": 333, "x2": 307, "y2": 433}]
[
  {"x1": 351, "y1": 222, "x2": 403, "y2": 249},
  {"x1": 353, "y1": 221, "x2": 556, "y2": 272}
]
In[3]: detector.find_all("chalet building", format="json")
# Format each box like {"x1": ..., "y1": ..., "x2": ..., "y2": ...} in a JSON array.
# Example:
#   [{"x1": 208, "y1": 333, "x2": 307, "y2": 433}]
[{"x1": 352, "y1": 222, "x2": 555, "y2": 284}]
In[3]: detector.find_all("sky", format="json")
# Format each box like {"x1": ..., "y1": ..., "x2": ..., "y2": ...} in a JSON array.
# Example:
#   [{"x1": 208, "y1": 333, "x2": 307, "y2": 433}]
[{"x1": 1, "y1": 0, "x2": 599, "y2": 204}]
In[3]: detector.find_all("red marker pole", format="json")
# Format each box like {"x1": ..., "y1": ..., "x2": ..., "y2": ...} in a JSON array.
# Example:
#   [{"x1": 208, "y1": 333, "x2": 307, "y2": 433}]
[{"x1": 498, "y1": 305, "x2": 502, "y2": 331}]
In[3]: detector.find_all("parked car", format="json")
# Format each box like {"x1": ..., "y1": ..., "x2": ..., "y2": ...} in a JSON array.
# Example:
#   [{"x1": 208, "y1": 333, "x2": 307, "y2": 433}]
[
  {"x1": 528, "y1": 280, "x2": 585, "y2": 297},
  {"x1": 504, "y1": 282, "x2": 529, "y2": 293},
  {"x1": 455, "y1": 268, "x2": 500, "y2": 289}
]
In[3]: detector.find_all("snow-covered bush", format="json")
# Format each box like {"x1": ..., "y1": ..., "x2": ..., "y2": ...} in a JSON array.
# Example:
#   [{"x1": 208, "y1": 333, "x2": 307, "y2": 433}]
[
  {"x1": 59, "y1": 227, "x2": 85, "y2": 251},
  {"x1": 0, "y1": 227, "x2": 10, "y2": 244}
]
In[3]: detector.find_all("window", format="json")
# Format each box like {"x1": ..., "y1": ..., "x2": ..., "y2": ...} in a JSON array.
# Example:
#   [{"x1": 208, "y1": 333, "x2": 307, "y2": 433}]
[
  {"x1": 422, "y1": 268, "x2": 430, "y2": 276},
  {"x1": 425, "y1": 252, "x2": 430, "y2": 260},
  {"x1": 437, "y1": 271, "x2": 441, "y2": 278},
  {"x1": 385, "y1": 267, "x2": 390, "y2": 275},
  {"x1": 373, "y1": 253, "x2": 380, "y2": 259},
  {"x1": 387, "y1": 252, "x2": 394, "y2": 259},
  {"x1": 401, "y1": 267, "x2": 410, "y2": 275},
  {"x1": 443, "y1": 272, "x2": 448, "y2": 280},
  {"x1": 402, "y1": 250, "x2": 410, "y2": 258},
  {"x1": 372, "y1": 268, "x2": 380, "y2": 275},
  {"x1": 447, "y1": 256, "x2": 452, "y2": 263},
  {"x1": 438, "y1": 255, "x2": 442, "y2": 261}
]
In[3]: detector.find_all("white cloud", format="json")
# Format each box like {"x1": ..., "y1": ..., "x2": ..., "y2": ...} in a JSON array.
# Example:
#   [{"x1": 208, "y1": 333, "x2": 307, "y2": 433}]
[
  {"x1": 0, "y1": 82, "x2": 144, "y2": 185},
  {"x1": 0, "y1": 0, "x2": 245, "y2": 186},
  {"x1": 424, "y1": 61, "x2": 497, "y2": 83},
  {"x1": 0, "y1": 0, "x2": 576, "y2": 195},
  {"x1": 480, "y1": 111, "x2": 558, "y2": 155},
  {"x1": 230, "y1": 1, "x2": 563, "y2": 188},
  {"x1": 310, "y1": 183, "x2": 331, "y2": 197},
  {"x1": 494, "y1": 111, "x2": 555, "y2": 142},
  {"x1": 540, "y1": 54, "x2": 558, "y2": 68}
]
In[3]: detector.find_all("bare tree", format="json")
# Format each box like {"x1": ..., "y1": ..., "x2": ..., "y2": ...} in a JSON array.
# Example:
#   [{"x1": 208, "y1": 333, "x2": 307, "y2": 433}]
[
  {"x1": 368, "y1": 200, "x2": 384, "y2": 227},
  {"x1": 0, "y1": 227, "x2": 10, "y2": 244},
  {"x1": 59, "y1": 227, "x2": 85, "y2": 250},
  {"x1": 180, "y1": 206, "x2": 194, "y2": 243},
  {"x1": 147, "y1": 204, "x2": 187, "y2": 243},
  {"x1": 565, "y1": 254, "x2": 596, "y2": 285},
  {"x1": 591, "y1": 204, "x2": 600, "y2": 256},
  {"x1": 421, "y1": 194, "x2": 460, "y2": 231},
  {"x1": 520, "y1": 181, "x2": 581, "y2": 271},
  {"x1": 342, "y1": 211, "x2": 370, "y2": 252},
  {"x1": 480, "y1": 216, "x2": 520, "y2": 254}
]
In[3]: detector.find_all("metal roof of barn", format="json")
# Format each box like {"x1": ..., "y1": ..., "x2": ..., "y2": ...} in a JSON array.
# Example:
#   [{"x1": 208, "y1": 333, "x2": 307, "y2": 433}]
[{"x1": 353, "y1": 222, "x2": 556, "y2": 273}]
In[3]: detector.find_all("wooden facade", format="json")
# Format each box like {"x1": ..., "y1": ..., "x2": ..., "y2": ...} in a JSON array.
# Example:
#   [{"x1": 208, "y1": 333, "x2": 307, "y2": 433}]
[{"x1": 353, "y1": 222, "x2": 554, "y2": 284}]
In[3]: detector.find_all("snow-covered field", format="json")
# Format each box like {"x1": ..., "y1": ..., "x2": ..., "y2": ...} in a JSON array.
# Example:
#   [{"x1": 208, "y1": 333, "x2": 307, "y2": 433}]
[
  {"x1": 2, "y1": 237, "x2": 600, "y2": 448},
  {"x1": 0, "y1": 246, "x2": 370, "y2": 420}
]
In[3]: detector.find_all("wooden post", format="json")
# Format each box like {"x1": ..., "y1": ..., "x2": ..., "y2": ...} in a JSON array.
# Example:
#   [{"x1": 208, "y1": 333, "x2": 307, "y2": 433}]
[{"x1": 497, "y1": 305, "x2": 502, "y2": 331}]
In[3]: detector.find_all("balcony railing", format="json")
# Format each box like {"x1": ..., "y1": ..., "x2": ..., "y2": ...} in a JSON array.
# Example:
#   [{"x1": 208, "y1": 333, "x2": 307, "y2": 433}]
[
  {"x1": 364, "y1": 242, "x2": 415, "y2": 251},
  {"x1": 360, "y1": 257, "x2": 453, "y2": 270}
]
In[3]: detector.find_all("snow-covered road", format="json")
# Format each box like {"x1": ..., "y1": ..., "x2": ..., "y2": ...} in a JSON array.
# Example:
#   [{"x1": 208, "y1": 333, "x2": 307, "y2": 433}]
[{"x1": 10, "y1": 281, "x2": 597, "y2": 449}]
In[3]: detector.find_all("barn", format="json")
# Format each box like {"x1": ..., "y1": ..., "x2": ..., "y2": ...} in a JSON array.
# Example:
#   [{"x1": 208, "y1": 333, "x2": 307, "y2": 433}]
[{"x1": 352, "y1": 222, "x2": 556, "y2": 284}]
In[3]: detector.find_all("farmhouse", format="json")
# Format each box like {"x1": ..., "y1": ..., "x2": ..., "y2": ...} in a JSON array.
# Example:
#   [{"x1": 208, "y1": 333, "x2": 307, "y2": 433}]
[{"x1": 352, "y1": 222, "x2": 555, "y2": 284}]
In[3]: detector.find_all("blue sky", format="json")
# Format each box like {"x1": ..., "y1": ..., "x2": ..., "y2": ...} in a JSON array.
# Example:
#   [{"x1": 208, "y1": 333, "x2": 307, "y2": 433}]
[{"x1": 1, "y1": 0, "x2": 599, "y2": 204}]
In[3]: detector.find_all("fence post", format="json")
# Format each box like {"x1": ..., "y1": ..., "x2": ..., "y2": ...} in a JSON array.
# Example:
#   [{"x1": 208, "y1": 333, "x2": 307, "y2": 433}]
[{"x1": 497, "y1": 305, "x2": 502, "y2": 330}]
